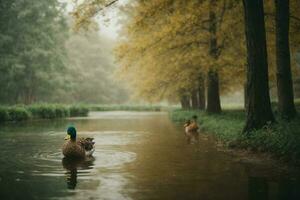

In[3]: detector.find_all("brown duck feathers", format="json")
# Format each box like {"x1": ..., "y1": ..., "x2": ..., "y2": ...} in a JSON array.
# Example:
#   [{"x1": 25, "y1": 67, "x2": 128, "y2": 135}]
[{"x1": 63, "y1": 137, "x2": 95, "y2": 158}]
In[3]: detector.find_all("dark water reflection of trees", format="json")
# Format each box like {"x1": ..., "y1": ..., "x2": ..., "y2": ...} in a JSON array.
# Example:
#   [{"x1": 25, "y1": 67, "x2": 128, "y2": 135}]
[{"x1": 248, "y1": 176, "x2": 300, "y2": 200}]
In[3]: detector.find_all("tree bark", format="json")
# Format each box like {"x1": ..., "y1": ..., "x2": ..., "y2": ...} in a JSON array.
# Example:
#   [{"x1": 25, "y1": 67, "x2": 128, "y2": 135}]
[
  {"x1": 180, "y1": 95, "x2": 191, "y2": 110},
  {"x1": 206, "y1": 70, "x2": 221, "y2": 113},
  {"x1": 242, "y1": 0, "x2": 275, "y2": 133},
  {"x1": 244, "y1": 82, "x2": 248, "y2": 112},
  {"x1": 275, "y1": 0, "x2": 296, "y2": 119},
  {"x1": 206, "y1": 0, "x2": 222, "y2": 114},
  {"x1": 198, "y1": 74, "x2": 206, "y2": 110},
  {"x1": 191, "y1": 90, "x2": 199, "y2": 109}
]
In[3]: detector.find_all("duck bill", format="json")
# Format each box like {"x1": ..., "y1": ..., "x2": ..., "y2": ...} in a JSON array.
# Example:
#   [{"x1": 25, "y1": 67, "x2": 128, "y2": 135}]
[{"x1": 64, "y1": 135, "x2": 70, "y2": 140}]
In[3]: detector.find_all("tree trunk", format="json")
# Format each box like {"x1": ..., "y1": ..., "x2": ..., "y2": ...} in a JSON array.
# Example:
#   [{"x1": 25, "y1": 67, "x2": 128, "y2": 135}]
[
  {"x1": 191, "y1": 90, "x2": 199, "y2": 109},
  {"x1": 275, "y1": 0, "x2": 296, "y2": 119},
  {"x1": 206, "y1": 0, "x2": 222, "y2": 114},
  {"x1": 24, "y1": 87, "x2": 34, "y2": 105},
  {"x1": 244, "y1": 82, "x2": 248, "y2": 111},
  {"x1": 206, "y1": 70, "x2": 221, "y2": 113},
  {"x1": 180, "y1": 95, "x2": 191, "y2": 110},
  {"x1": 198, "y1": 74, "x2": 206, "y2": 110},
  {"x1": 180, "y1": 98, "x2": 185, "y2": 109},
  {"x1": 242, "y1": 0, "x2": 275, "y2": 133},
  {"x1": 186, "y1": 96, "x2": 191, "y2": 109}
]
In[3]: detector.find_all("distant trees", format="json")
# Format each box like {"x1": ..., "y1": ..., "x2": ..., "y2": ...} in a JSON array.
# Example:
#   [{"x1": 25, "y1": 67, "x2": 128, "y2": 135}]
[
  {"x1": 198, "y1": 75, "x2": 206, "y2": 110},
  {"x1": 0, "y1": 0, "x2": 67, "y2": 104},
  {"x1": 111, "y1": 0, "x2": 246, "y2": 111},
  {"x1": 65, "y1": 29, "x2": 129, "y2": 104},
  {"x1": 0, "y1": 0, "x2": 128, "y2": 104}
]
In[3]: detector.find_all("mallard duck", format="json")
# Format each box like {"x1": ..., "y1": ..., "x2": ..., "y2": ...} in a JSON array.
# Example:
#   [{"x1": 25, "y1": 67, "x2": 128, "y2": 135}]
[
  {"x1": 184, "y1": 115, "x2": 199, "y2": 133},
  {"x1": 62, "y1": 126, "x2": 95, "y2": 158}
]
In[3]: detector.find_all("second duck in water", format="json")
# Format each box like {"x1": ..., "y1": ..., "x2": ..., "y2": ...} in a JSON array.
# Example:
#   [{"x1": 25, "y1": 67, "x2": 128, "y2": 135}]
[{"x1": 184, "y1": 115, "x2": 199, "y2": 133}]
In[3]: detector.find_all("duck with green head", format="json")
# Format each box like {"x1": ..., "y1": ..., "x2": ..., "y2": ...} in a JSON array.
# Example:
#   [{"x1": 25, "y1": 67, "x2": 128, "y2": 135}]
[{"x1": 62, "y1": 126, "x2": 95, "y2": 158}]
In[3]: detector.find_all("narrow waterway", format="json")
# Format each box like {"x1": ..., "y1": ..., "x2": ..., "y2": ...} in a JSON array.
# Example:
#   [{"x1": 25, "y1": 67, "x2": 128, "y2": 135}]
[{"x1": 0, "y1": 111, "x2": 299, "y2": 200}]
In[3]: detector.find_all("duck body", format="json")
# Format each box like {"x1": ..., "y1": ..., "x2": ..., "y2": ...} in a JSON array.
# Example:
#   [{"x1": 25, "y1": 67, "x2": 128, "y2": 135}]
[
  {"x1": 62, "y1": 127, "x2": 95, "y2": 159},
  {"x1": 184, "y1": 121, "x2": 199, "y2": 134},
  {"x1": 184, "y1": 116, "x2": 199, "y2": 144}
]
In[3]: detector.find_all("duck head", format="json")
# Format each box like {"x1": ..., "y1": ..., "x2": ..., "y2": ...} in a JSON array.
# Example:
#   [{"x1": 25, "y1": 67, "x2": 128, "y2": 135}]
[
  {"x1": 65, "y1": 126, "x2": 77, "y2": 141},
  {"x1": 192, "y1": 115, "x2": 198, "y2": 120}
]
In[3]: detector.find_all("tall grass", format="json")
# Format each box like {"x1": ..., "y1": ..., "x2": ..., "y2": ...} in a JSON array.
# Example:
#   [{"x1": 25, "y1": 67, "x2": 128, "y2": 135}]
[
  {"x1": 69, "y1": 105, "x2": 89, "y2": 117},
  {"x1": 0, "y1": 107, "x2": 9, "y2": 122},
  {"x1": 0, "y1": 104, "x2": 89, "y2": 123},
  {"x1": 8, "y1": 107, "x2": 31, "y2": 121},
  {"x1": 0, "y1": 103, "x2": 166, "y2": 123},
  {"x1": 170, "y1": 108, "x2": 300, "y2": 164},
  {"x1": 28, "y1": 104, "x2": 70, "y2": 119},
  {"x1": 89, "y1": 104, "x2": 162, "y2": 112}
]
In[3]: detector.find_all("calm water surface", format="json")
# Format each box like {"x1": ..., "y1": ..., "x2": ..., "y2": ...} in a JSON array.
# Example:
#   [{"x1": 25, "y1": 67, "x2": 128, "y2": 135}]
[{"x1": 0, "y1": 111, "x2": 299, "y2": 200}]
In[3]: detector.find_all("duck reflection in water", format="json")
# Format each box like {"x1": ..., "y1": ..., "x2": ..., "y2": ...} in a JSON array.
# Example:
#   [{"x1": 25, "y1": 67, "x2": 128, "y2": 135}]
[
  {"x1": 62, "y1": 126, "x2": 96, "y2": 189},
  {"x1": 62, "y1": 156, "x2": 95, "y2": 189},
  {"x1": 184, "y1": 115, "x2": 199, "y2": 144}
]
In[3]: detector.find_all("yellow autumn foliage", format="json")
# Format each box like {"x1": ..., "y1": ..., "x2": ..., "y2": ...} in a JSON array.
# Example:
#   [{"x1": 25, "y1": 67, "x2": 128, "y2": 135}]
[{"x1": 72, "y1": 0, "x2": 300, "y2": 102}]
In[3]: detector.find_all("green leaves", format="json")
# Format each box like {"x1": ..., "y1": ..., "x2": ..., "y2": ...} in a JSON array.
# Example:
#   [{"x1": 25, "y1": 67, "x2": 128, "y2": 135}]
[{"x1": 0, "y1": 0, "x2": 68, "y2": 104}]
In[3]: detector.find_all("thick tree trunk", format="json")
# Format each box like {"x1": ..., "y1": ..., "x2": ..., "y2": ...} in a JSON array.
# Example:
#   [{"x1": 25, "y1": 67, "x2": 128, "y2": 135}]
[
  {"x1": 180, "y1": 95, "x2": 191, "y2": 110},
  {"x1": 275, "y1": 0, "x2": 296, "y2": 119},
  {"x1": 206, "y1": 0, "x2": 222, "y2": 114},
  {"x1": 244, "y1": 82, "x2": 248, "y2": 112},
  {"x1": 206, "y1": 70, "x2": 221, "y2": 113},
  {"x1": 198, "y1": 74, "x2": 206, "y2": 110},
  {"x1": 191, "y1": 90, "x2": 199, "y2": 109},
  {"x1": 242, "y1": 0, "x2": 275, "y2": 133}
]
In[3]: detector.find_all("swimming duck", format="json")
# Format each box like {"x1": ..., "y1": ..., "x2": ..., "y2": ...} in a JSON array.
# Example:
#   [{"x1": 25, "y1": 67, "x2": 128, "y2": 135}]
[
  {"x1": 184, "y1": 115, "x2": 199, "y2": 133},
  {"x1": 62, "y1": 126, "x2": 95, "y2": 158}
]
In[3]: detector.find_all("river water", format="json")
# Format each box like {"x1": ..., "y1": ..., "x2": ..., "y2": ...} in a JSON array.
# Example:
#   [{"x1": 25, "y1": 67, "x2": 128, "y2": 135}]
[{"x1": 0, "y1": 111, "x2": 299, "y2": 200}]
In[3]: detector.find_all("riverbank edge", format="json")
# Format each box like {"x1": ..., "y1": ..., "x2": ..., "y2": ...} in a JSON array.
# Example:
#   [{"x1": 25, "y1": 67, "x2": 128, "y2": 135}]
[
  {"x1": 0, "y1": 104, "x2": 89, "y2": 122},
  {"x1": 169, "y1": 109, "x2": 300, "y2": 165},
  {"x1": 0, "y1": 104, "x2": 168, "y2": 123}
]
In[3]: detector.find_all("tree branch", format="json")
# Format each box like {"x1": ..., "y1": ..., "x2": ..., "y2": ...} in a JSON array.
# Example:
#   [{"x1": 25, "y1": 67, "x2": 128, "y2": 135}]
[{"x1": 218, "y1": 0, "x2": 228, "y2": 27}]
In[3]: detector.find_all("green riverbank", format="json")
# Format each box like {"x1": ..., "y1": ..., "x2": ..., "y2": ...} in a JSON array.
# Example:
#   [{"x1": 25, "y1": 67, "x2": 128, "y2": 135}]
[
  {"x1": 0, "y1": 104, "x2": 89, "y2": 122},
  {"x1": 0, "y1": 104, "x2": 167, "y2": 123},
  {"x1": 89, "y1": 104, "x2": 164, "y2": 112},
  {"x1": 170, "y1": 108, "x2": 300, "y2": 165}
]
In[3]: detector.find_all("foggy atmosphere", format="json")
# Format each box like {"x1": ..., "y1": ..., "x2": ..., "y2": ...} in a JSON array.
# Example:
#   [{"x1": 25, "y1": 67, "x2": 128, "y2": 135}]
[{"x1": 1, "y1": 0, "x2": 300, "y2": 200}]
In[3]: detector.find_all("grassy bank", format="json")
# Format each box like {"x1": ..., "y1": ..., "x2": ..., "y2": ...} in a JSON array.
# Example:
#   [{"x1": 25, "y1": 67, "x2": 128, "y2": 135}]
[
  {"x1": 170, "y1": 109, "x2": 300, "y2": 164},
  {"x1": 89, "y1": 104, "x2": 163, "y2": 112},
  {"x1": 0, "y1": 104, "x2": 167, "y2": 123},
  {"x1": 0, "y1": 104, "x2": 89, "y2": 122}
]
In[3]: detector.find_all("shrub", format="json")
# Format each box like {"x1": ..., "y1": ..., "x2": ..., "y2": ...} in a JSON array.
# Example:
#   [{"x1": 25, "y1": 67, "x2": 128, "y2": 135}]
[
  {"x1": 28, "y1": 105, "x2": 56, "y2": 119},
  {"x1": 89, "y1": 104, "x2": 162, "y2": 112},
  {"x1": 237, "y1": 119, "x2": 300, "y2": 160},
  {"x1": 69, "y1": 105, "x2": 89, "y2": 117},
  {"x1": 169, "y1": 109, "x2": 300, "y2": 164},
  {"x1": 0, "y1": 107, "x2": 9, "y2": 122},
  {"x1": 54, "y1": 105, "x2": 70, "y2": 118},
  {"x1": 0, "y1": 104, "x2": 90, "y2": 122},
  {"x1": 8, "y1": 107, "x2": 31, "y2": 121}
]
